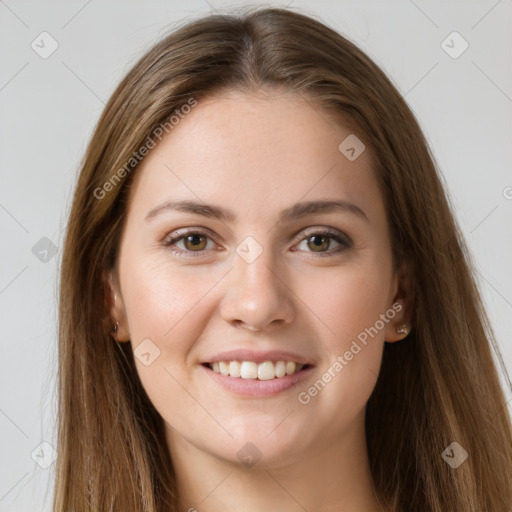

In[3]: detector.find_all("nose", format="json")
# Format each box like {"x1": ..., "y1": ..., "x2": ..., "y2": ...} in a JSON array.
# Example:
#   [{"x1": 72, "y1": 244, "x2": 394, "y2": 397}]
[{"x1": 219, "y1": 244, "x2": 295, "y2": 332}]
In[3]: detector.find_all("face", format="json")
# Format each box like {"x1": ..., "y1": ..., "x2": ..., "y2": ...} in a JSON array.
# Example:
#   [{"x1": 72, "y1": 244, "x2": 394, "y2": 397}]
[{"x1": 107, "y1": 89, "x2": 409, "y2": 468}]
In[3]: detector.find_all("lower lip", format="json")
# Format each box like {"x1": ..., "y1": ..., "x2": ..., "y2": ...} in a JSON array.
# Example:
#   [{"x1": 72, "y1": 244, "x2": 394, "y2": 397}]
[{"x1": 201, "y1": 364, "x2": 315, "y2": 397}]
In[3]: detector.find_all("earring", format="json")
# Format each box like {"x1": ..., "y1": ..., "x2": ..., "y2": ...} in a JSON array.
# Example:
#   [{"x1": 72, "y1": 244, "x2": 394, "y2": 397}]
[
  {"x1": 111, "y1": 321, "x2": 119, "y2": 340},
  {"x1": 396, "y1": 323, "x2": 408, "y2": 335}
]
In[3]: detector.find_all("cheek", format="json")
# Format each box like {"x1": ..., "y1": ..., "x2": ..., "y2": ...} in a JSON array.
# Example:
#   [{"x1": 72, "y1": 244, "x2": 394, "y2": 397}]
[
  {"x1": 292, "y1": 259, "x2": 391, "y2": 421},
  {"x1": 120, "y1": 255, "x2": 216, "y2": 348},
  {"x1": 119, "y1": 243, "x2": 393, "y2": 439},
  {"x1": 121, "y1": 248, "x2": 393, "y2": 373},
  {"x1": 300, "y1": 258, "x2": 393, "y2": 349},
  {"x1": 119, "y1": 256, "x2": 227, "y2": 436}
]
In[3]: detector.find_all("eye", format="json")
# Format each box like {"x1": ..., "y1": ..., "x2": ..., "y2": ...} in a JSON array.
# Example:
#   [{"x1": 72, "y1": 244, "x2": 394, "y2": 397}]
[
  {"x1": 162, "y1": 227, "x2": 351, "y2": 259},
  {"x1": 293, "y1": 228, "x2": 351, "y2": 256},
  {"x1": 162, "y1": 228, "x2": 217, "y2": 258}
]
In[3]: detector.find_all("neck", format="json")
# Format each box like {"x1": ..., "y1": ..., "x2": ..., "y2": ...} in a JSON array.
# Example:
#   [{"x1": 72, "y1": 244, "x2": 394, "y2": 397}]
[{"x1": 165, "y1": 411, "x2": 386, "y2": 512}]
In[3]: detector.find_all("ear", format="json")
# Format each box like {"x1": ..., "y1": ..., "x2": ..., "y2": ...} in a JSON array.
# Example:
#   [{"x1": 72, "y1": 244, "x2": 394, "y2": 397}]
[
  {"x1": 384, "y1": 260, "x2": 414, "y2": 343},
  {"x1": 101, "y1": 269, "x2": 130, "y2": 342}
]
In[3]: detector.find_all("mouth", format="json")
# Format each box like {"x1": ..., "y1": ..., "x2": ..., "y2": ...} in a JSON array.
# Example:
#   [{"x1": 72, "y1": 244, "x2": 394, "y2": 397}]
[
  {"x1": 202, "y1": 360, "x2": 312, "y2": 380},
  {"x1": 200, "y1": 359, "x2": 315, "y2": 397}
]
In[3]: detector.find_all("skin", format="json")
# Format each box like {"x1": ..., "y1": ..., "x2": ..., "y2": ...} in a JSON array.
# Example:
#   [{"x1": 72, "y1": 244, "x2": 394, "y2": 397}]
[{"x1": 106, "y1": 89, "x2": 412, "y2": 512}]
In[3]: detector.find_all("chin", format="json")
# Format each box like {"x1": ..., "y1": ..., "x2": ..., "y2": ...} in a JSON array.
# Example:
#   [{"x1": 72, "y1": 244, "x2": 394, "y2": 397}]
[{"x1": 208, "y1": 420, "x2": 311, "y2": 469}]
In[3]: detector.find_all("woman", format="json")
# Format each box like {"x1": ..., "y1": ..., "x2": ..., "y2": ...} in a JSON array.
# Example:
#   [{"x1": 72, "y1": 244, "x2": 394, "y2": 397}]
[{"x1": 54, "y1": 6, "x2": 512, "y2": 511}]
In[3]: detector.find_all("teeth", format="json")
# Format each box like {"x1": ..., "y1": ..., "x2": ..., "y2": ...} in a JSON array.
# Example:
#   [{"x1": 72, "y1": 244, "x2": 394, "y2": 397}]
[
  {"x1": 240, "y1": 361, "x2": 258, "y2": 379},
  {"x1": 229, "y1": 361, "x2": 241, "y2": 378},
  {"x1": 219, "y1": 361, "x2": 229, "y2": 376},
  {"x1": 257, "y1": 361, "x2": 275, "y2": 381},
  {"x1": 275, "y1": 360, "x2": 286, "y2": 378},
  {"x1": 208, "y1": 360, "x2": 305, "y2": 379},
  {"x1": 285, "y1": 361, "x2": 296, "y2": 375}
]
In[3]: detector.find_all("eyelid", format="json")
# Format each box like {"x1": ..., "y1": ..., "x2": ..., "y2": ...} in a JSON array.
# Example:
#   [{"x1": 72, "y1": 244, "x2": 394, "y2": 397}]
[
  {"x1": 163, "y1": 226, "x2": 217, "y2": 242},
  {"x1": 162, "y1": 227, "x2": 219, "y2": 255},
  {"x1": 162, "y1": 226, "x2": 352, "y2": 258},
  {"x1": 294, "y1": 226, "x2": 351, "y2": 245}
]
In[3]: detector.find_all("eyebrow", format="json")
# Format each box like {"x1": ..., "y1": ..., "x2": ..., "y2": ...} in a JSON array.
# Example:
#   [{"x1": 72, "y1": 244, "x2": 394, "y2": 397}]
[{"x1": 144, "y1": 198, "x2": 369, "y2": 224}]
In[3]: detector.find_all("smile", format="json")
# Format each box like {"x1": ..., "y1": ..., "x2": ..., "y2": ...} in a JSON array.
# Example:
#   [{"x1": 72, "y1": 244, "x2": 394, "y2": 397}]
[{"x1": 207, "y1": 360, "x2": 308, "y2": 380}]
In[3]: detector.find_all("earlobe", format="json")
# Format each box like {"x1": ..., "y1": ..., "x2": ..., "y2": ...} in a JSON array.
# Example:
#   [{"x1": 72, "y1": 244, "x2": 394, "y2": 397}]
[
  {"x1": 385, "y1": 261, "x2": 414, "y2": 343},
  {"x1": 101, "y1": 269, "x2": 131, "y2": 343},
  {"x1": 110, "y1": 319, "x2": 130, "y2": 343},
  {"x1": 384, "y1": 309, "x2": 412, "y2": 343},
  {"x1": 396, "y1": 323, "x2": 408, "y2": 335}
]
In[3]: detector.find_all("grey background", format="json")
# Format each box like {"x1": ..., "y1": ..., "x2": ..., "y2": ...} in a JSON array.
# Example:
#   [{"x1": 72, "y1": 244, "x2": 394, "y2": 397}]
[{"x1": 1, "y1": 1, "x2": 511, "y2": 510}]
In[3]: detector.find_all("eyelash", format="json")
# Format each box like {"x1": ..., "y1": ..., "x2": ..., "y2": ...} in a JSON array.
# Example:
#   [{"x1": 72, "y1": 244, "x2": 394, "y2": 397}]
[{"x1": 162, "y1": 227, "x2": 352, "y2": 259}]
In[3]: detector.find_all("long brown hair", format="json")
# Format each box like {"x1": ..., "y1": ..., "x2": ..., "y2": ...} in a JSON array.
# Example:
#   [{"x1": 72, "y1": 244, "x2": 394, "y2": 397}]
[{"x1": 54, "y1": 6, "x2": 512, "y2": 511}]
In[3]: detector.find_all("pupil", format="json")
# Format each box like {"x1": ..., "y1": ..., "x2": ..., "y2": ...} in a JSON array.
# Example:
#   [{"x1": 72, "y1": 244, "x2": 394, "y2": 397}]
[
  {"x1": 310, "y1": 235, "x2": 328, "y2": 251},
  {"x1": 187, "y1": 234, "x2": 204, "y2": 249}
]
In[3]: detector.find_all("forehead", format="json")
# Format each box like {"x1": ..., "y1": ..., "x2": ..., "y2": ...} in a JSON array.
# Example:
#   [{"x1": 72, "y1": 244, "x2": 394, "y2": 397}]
[{"x1": 126, "y1": 90, "x2": 382, "y2": 224}]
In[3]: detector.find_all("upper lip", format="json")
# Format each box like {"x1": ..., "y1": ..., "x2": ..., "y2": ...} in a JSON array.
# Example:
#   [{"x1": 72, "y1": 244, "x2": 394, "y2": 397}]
[{"x1": 203, "y1": 349, "x2": 315, "y2": 366}]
